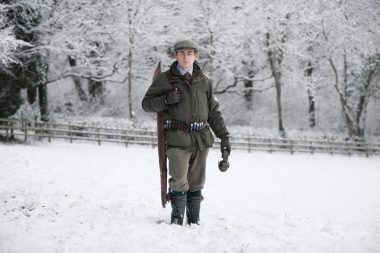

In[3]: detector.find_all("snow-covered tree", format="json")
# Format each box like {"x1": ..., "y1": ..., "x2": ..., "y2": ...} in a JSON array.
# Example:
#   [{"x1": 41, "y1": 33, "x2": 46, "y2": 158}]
[
  {"x1": 318, "y1": 0, "x2": 380, "y2": 137},
  {"x1": 0, "y1": 0, "x2": 48, "y2": 120},
  {"x1": 2, "y1": 0, "x2": 378, "y2": 137},
  {"x1": 0, "y1": 1, "x2": 32, "y2": 66},
  {"x1": 39, "y1": 0, "x2": 168, "y2": 120}
]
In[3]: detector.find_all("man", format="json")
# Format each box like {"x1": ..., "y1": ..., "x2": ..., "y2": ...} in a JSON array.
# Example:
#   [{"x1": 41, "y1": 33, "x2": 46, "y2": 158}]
[{"x1": 142, "y1": 40, "x2": 231, "y2": 225}]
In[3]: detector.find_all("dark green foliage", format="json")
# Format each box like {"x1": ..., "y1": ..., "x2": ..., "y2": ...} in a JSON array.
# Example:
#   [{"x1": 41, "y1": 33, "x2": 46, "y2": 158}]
[
  {"x1": 0, "y1": 1, "x2": 48, "y2": 119},
  {"x1": 4, "y1": 1, "x2": 42, "y2": 43},
  {"x1": 0, "y1": 69, "x2": 23, "y2": 118}
]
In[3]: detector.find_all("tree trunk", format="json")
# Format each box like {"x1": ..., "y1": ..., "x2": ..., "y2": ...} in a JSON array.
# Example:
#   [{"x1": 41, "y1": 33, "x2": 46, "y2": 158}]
[
  {"x1": 88, "y1": 78, "x2": 104, "y2": 103},
  {"x1": 242, "y1": 65, "x2": 255, "y2": 110},
  {"x1": 36, "y1": 55, "x2": 49, "y2": 122},
  {"x1": 128, "y1": 46, "x2": 134, "y2": 120},
  {"x1": 27, "y1": 86, "x2": 37, "y2": 104},
  {"x1": 68, "y1": 56, "x2": 87, "y2": 102},
  {"x1": 307, "y1": 89, "x2": 316, "y2": 128},
  {"x1": 127, "y1": 8, "x2": 135, "y2": 121},
  {"x1": 273, "y1": 69, "x2": 285, "y2": 136},
  {"x1": 266, "y1": 33, "x2": 285, "y2": 136},
  {"x1": 329, "y1": 57, "x2": 360, "y2": 138},
  {"x1": 243, "y1": 78, "x2": 253, "y2": 110},
  {"x1": 208, "y1": 31, "x2": 215, "y2": 79},
  {"x1": 87, "y1": 42, "x2": 104, "y2": 104},
  {"x1": 305, "y1": 62, "x2": 316, "y2": 128},
  {"x1": 38, "y1": 82, "x2": 48, "y2": 121},
  {"x1": 356, "y1": 69, "x2": 375, "y2": 137}
]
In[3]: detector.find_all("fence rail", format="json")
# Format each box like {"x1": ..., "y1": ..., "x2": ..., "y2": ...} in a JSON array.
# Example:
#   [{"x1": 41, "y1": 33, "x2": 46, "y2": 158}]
[{"x1": 1, "y1": 118, "x2": 380, "y2": 156}]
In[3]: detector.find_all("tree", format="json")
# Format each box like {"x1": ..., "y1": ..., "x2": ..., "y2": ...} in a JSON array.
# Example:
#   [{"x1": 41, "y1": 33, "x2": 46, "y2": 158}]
[
  {"x1": 353, "y1": 53, "x2": 380, "y2": 137},
  {"x1": 2, "y1": 0, "x2": 378, "y2": 137},
  {"x1": 39, "y1": 0, "x2": 118, "y2": 110},
  {"x1": 0, "y1": 0, "x2": 48, "y2": 120},
  {"x1": 0, "y1": 1, "x2": 22, "y2": 118},
  {"x1": 261, "y1": 5, "x2": 291, "y2": 136},
  {"x1": 290, "y1": 3, "x2": 325, "y2": 129},
  {"x1": 320, "y1": 0, "x2": 380, "y2": 138},
  {"x1": 39, "y1": 0, "x2": 161, "y2": 120},
  {"x1": 68, "y1": 54, "x2": 87, "y2": 102},
  {"x1": 182, "y1": 0, "x2": 244, "y2": 92}
]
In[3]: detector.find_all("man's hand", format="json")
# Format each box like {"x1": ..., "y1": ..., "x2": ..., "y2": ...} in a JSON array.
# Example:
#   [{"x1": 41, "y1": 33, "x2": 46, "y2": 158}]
[
  {"x1": 220, "y1": 136, "x2": 231, "y2": 155},
  {"x1": 165, "y1": 89, "x2": 181, "y2": 105}
]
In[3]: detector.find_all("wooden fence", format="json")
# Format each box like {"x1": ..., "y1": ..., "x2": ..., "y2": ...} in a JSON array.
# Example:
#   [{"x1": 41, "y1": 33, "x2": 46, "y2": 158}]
[{"x1": 1, "y1": 118, "x2": 380, "y2": 156}]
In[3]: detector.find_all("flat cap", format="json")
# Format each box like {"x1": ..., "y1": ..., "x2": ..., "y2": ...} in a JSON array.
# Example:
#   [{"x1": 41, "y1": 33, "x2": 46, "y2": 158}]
[{"x1": 174, "y1": 40, "x2": 199, "y2": 52}]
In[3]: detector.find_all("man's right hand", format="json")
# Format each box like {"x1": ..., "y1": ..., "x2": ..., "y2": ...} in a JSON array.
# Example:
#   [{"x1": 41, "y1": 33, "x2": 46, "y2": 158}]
[
  {"x1": 220, "y1": 136, "x2": 231, "y2": 155},
  {"x1": 165, "y1": 89, "x2": 181, "y2": 105}
]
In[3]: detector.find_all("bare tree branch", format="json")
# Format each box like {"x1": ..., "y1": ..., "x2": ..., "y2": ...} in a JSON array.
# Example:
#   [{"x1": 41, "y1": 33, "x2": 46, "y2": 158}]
[
  {"x1": 214, "y1": 74, "x2": 273, "y2": 94},
  {"x1": 46, "y1": 62, "x2": 119, "y2": 84},
  {"x1": 214, "y1": 77, "x2": 238, "y2": 94}
]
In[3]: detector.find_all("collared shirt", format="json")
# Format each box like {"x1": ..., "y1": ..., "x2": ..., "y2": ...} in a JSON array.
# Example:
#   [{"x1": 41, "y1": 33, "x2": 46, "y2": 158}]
[{"x1": 176, "y1": 64, "x2": 193, "y2": 76}]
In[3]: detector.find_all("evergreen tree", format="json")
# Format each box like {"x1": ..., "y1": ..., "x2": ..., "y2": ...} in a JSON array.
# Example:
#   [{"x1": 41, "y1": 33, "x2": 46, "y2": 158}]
[{"x1": 0, "y1": 0, "x2": 48, "y2": 120}]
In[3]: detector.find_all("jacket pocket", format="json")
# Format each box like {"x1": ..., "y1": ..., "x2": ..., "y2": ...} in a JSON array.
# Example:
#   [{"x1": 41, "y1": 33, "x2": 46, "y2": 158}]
[
  {"x1": 199, "y1": 127, "x2": 214, "y2": 148},
  {"x1": 166, "y1": 130, "x2": 193, "y2": 148}
]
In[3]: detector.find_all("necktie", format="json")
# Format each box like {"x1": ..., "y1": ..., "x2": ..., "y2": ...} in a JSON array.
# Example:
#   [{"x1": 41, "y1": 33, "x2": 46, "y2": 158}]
[{"x1": 184, "y1": 72, "x2": 192, "y2": 84}]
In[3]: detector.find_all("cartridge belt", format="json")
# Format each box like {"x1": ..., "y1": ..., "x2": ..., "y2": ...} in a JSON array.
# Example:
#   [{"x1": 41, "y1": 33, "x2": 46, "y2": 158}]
[{"x1": 164, "y1": 120, "x2": 208, "y2": 133}]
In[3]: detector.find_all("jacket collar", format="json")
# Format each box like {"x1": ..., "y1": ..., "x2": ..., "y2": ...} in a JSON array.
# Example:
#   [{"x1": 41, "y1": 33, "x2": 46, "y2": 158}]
[{"x1": 170, "y1": 61, "x2": 203, "y2": 79}]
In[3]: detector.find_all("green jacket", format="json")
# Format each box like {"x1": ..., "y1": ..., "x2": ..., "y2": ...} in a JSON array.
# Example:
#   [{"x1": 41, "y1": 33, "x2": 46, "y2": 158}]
[{"x1": 142, "y1": 61, "x2": 229, "y2": 150}]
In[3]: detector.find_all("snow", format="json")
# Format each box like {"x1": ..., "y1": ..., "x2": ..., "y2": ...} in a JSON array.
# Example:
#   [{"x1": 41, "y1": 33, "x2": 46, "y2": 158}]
[{"x1": 0, "y1": 141, "x2": 379, "y2": 253}]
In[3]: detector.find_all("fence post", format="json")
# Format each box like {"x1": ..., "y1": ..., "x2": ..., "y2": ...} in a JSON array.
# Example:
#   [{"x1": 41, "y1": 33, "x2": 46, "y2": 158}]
[
  {"x1": 328, "y1": 140, "x2": 333, "y2": 155},
  {"x1": 347, "y1": 140, "x2": 352, "y2": 156},
  {"x1": 124, "y1": 130, "x2": 128, "y2": 147},
  {"x1": 268, "y1": 139, "x2": 273, "y2": 153},
  {"x1": 23, "y1": 119, "x2": 28, "y2": 142},
  {"x1": 365, "y1": 141, "x2": 369, "y2": 158},
  {"x1": 310, "y1": 141, "x2": 314, "y2": 154},
  {"x1": 5, "y1": 119, "x2": 9, "y2": 140},
  {"x1": 152, "y1": 131, "x2": 155, "y2": 149},
  {"x1": 34, "y1": 116, "x2": 38, "y2": 139},
  {"x1": 289, "y1": 140, "x2": 294, "y2": 154},
  {"x1": 69, "y1": 125, "x2": 73, "y2": 143},
  {"x1": 97, "y1": 128, "x2": 101, "y2": 146},
  {"x1": 47, "y1": 122, "x2": 51, "y2": 143},
  {"x1": 10, "y1": 120, "x2": 14, "y2": 139}
]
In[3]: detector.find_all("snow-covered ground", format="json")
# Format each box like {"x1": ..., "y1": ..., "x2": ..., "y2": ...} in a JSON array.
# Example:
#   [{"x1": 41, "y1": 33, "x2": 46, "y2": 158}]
[{"x1": 0, "y1": 141, "x2": 379, "y2": 253}]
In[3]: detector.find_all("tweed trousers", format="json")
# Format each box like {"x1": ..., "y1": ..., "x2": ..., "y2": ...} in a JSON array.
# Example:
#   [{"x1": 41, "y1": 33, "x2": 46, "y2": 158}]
[{"x1": 166, "y1": 147, "x2": 209, "y2": 193}]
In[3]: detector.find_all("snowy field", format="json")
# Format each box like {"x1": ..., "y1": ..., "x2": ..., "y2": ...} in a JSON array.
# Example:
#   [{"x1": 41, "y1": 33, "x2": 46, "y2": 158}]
[{"x1": 0, "y1": 141, "x2": 379, "y2": 253}]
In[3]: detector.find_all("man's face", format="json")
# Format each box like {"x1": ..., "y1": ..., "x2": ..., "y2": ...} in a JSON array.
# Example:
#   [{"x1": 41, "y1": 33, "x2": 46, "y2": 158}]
[{"x1": 175, "y1": 48, "x2": 198, "y2": 71}]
